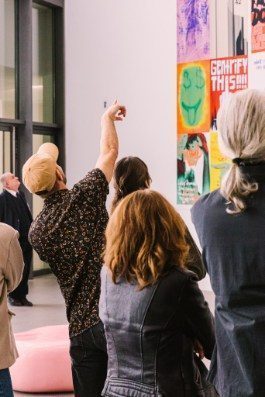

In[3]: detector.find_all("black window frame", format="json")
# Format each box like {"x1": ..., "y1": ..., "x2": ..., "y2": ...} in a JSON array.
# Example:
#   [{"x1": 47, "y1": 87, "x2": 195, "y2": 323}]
[
  {"x1": 0, "y1": 126, "x2": 15, "y2": 175},
  {"x1": 0, "y1": 0, "x2": 64, "y2": 208}
]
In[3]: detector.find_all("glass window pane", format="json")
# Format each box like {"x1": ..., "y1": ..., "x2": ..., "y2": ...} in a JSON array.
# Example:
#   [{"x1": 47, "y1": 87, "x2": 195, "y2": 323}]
[
  {"x1": 32, "y1": 4, "x2": 54, "y2": 123},
  {"x1": 0, "y1": 0, "x2": 15, "y2": 118},
  {"x1": 32, "y1": 133, "x2": 55, "y2": 271},
  {"x1": 0, "y1": 129, "x2": 13, "y2": 191},
  {"x1": 3, "y1": 130, "x2": 12, "y2": 171}
]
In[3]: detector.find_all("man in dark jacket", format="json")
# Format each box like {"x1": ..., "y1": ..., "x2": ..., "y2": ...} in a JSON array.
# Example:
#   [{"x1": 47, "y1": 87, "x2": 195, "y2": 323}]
[{"x1": 0, "y1": 172, "x2": 33, "y2": 306}]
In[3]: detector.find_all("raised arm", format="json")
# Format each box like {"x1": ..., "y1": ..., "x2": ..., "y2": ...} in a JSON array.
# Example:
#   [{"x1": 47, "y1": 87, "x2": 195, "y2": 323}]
[{"x1": 95, "y1": 101, "x2": 126, "y2": 182}]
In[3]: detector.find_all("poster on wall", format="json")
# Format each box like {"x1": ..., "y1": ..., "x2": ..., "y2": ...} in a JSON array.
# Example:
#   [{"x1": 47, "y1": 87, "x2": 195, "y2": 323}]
[
  {"x1": 249, "y1": 52, "x2": 265, "y2": 88},
  {"x1": 177, "y1": 0, "x2": 210, "y2": 63},
  {"x1": 210, "y1": 56, "x2": 248, "y2": 129},
  {"x1": 177, "y1": 60, "x2": 211, "y2": 135},
  {"x1": 211, "y1": 0, "x2": 249, "y2": 58},
  {"x1": 177, "y1": 133, "x2": 210, "y2": 205},
  {"x1": 252, "y1": 0, "x2": 265, "y2": 53},
  {"x1": 209, "y1": 132, "x2": 230, "y2": 191},
  {"x1": 176, "y1": 0, "x2": 255, "y2": 206}
]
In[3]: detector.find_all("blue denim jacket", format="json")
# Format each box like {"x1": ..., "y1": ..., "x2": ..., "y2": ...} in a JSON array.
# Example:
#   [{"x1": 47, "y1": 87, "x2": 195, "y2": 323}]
[{"x1": 99, "y1": 266, "x2": 215, "y2": 397}]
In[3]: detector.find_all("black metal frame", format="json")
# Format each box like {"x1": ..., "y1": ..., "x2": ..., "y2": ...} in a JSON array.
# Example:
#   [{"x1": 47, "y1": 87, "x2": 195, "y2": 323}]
[
  {"x1": 34, "y1": 0, "x2": 63, "y2": 7},
  {"x1": 0, "y1": 129, "x2": 14, "y2": 174},
  {"x1": 0, "y1": 0, "x2": 64, "y2": 276},
  {"x1": 0, "y1": 0, "x2": 64, "y2": 208}
]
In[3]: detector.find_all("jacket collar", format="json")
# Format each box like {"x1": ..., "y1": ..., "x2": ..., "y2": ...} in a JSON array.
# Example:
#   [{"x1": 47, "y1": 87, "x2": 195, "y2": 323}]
[{"x1": 4, "y1": 189, "x2": 17, "y2": 197}]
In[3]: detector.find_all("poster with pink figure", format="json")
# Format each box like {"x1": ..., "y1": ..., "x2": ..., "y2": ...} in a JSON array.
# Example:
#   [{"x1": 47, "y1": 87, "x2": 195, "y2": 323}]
[
  {"x1": 252, "y1": 0, "x2": 265, "y2": 53},
  {"x1": 177, "y1": 0, "x2": 210, "y2": 63}
]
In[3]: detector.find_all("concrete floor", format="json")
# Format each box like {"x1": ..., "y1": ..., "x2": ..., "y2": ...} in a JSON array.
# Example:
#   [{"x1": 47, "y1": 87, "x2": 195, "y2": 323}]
[
  {"x1": 11, "y1": 274, "x2": 214, "y2": 397},
  {"x1": 12, "y1": 275, "x2": 67, "y2": 333}
]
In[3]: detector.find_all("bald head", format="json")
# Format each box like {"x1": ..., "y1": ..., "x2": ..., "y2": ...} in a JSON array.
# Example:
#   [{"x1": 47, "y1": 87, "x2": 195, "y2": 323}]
[
  {"x1": 0, "y1": 172, "x2": 12, "y2": 186},
  {"x1": 0, "y1": 172, "x2": 20, "y2": 192}
]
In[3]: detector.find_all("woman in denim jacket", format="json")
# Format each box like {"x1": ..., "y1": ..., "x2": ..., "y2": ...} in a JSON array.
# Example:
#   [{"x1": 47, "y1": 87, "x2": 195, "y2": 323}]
[{"x1": 99, "y1": 190, "x2": 216, "y2": 397}]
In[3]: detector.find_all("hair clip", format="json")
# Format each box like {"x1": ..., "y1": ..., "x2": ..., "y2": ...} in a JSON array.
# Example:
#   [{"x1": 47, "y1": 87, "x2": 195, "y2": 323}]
[{"x1": 232, "y1": 158, "x2": 243, "y2": 166}]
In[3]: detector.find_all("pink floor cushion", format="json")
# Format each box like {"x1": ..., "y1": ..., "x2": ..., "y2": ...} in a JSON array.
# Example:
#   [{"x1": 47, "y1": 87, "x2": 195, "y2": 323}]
[{"x1": 10, "y1": 325, "x2": 73, "y2": 393}]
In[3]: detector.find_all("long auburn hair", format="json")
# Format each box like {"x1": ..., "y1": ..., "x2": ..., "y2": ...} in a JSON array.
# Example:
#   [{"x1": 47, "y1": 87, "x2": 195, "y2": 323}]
[
  {"x1": 111, "y1": 157, "x2": 151, "y2": 213},
  {"x1": 104, "y1": 190, "x2": 189, "y2": 289}
]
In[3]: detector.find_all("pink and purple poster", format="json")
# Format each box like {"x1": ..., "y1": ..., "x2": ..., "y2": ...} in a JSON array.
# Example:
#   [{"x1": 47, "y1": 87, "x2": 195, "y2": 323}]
[{"x1": 177, "y1": 0, "x2": 210, "y2": 63}]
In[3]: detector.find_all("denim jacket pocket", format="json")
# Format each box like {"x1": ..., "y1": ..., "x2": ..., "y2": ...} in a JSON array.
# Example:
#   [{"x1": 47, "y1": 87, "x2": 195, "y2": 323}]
[{"x1": 102, "y1": 377, "x2": 163, "y2": 397}]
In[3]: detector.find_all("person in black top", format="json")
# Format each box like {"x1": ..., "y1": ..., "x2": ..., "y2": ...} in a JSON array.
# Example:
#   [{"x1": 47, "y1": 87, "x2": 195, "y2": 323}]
[{"x1": 0, "y1": 173, "x2": 33, "y2": 307}]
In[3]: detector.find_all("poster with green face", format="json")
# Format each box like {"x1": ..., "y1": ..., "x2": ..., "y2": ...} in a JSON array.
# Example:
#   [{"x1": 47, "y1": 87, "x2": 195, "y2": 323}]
[
  {"x1": 177, "y1": 60, "x2": 211, "y2": 135},
  {"x1": 180, "y1": 66, "x2": 206, "y2": 126}
]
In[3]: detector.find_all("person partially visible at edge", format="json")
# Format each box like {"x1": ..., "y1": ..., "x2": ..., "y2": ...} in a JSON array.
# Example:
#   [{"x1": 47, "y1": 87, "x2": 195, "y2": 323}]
[
  {"x1": 99, "y1": 190, "x2": 216, "y2": 397},
  {"x1": 22, "y1": 101, "x2": 126, "y2": 397},
  {"x1": 0, "y1": 173, "x2": 33, "y2": 307},
  {"x1": 111, "y1": 156, "x2": 206, "y2": 280},
  {"x1": 191, "y1": 89, "x2": 265, "y2": 397},
  {"x1": 0, "y1": 223, "x2": 24, "y2": 397}
]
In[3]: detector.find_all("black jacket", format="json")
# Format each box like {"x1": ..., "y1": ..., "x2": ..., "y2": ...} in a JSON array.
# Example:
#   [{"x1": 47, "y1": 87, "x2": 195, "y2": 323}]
[
  {"x1": 185, "y1": 227, "x2": 206, "y2": 280},
  {"x1": 99, "y1": 266, "x2": 215, "y2": 397},
  {"x1": 0, "y1": 190, "x2": 32, "y2": 246}
]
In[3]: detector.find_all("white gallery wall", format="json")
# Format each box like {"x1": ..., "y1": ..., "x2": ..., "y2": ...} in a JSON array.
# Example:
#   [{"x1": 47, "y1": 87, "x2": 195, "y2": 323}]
[{"x1": 64, "y1": 0, "x2": 211, "y2": 290}]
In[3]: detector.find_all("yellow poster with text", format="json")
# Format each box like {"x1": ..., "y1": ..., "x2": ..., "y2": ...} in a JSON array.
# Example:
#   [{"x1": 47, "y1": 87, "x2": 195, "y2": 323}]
[{"x1": 210, "y1": 132, "x2": 230, "y2": 191}]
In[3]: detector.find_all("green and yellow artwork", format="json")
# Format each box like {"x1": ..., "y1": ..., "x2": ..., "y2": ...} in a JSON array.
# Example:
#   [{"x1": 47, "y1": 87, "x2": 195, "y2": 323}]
[{"x1": 177, "y1": 60, "x2": 211, "y2": 134}]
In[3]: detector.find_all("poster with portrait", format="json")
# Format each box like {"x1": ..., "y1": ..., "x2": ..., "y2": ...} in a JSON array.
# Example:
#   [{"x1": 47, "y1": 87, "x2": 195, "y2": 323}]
[
  {"x1": 210, "y1": 56, "x2": 248, "y2": 129},
  {"x1": 252, "y1": 0, "x2": 265, "y2": 53},
  {"x1": 177, "y1": 0, "x2": 210, "y2": 63},
  {"x1": 209, "y1": 131, "x2": 230, "y2": 191},
  {"x1": 177, "y1": 133, "x2": 210, "y2": 205},
  {"x1": 177, "y1": 60, "x2": 211, "y2": 135}
]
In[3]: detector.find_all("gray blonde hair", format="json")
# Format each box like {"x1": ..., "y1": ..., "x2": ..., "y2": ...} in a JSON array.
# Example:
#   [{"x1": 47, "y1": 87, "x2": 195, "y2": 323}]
[{"x1": 217, "y1": 89, "x2": 265, "y2": 214}]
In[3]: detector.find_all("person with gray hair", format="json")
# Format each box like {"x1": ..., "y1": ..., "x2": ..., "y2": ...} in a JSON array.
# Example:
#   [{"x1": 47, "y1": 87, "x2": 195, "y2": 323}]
[{"x1": 191, "y1": 89, "x2": 265, "y2": 397}]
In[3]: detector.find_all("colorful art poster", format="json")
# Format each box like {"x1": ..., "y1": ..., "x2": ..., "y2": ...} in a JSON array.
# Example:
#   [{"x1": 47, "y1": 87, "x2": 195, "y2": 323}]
[
  {"x1": 212, "y1": 0, "x2": 249, "y2": 58},
  {"x1": 209, "y1": 132, "x2": 230, "y2": 191},
  {"x1": 252, "y1": 0, "x2": 265, "y2": 53},
  {"x1": 177, "y1": 60, "x2": 211, "y2": 135},
  {"x1": 177, "y1": 0, "x2": 210, "y2": 63},
  {"x1": 210, "y1": 56, "x2": 248, "y2": 129},
  {"x1": 177, "y1": 133, "x2": 210, "y2": 205},
  {"x1": 249, "y1": 52, "x2": 265, "y2": 88}
]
